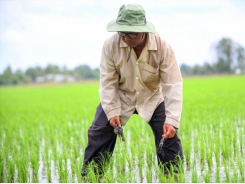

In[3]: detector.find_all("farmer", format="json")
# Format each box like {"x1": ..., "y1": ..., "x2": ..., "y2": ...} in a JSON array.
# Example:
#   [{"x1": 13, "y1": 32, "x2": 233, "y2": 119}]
[{"x1": 82, "y1": 4, "x2": 183, "y2": 176}]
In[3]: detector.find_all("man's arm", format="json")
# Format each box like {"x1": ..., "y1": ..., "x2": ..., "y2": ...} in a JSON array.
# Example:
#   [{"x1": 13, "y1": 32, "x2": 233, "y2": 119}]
[
  {"x1": 159, "y1": 42, "x2": 183, "y2": 138},
  {"x1": 99, "y1": 42, "x2": 122, "y2": 123}
]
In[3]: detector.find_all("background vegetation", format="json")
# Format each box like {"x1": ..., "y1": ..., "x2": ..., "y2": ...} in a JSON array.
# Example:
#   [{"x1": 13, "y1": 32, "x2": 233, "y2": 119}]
[
  {"x1": 180, "y1": 38, "x2": 245, "y2": 76},
  {"x1": 1, "y1": 37, "x2": 245, "y2": 86}
]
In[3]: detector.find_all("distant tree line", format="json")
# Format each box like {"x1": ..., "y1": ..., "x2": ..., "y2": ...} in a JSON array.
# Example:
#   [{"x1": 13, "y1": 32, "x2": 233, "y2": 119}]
[
  {"x1": 180, "y1": 38, "x2": 245, "y2": 76},
  {"x1": 0, "y1": 37, "x2": 245, "y2": 86},
  {"x1": 0, "y1": 64, "x2": 100, "y2": 86}
]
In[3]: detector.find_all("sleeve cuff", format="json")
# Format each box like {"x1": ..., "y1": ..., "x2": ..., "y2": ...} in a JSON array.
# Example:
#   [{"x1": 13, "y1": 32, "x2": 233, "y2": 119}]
[
  {"x1": 164, "y1": 117, "x2": 180, "y2": 129},
  {"x1": 106, "y1": 107, "x2": 121, "y2": 121}
]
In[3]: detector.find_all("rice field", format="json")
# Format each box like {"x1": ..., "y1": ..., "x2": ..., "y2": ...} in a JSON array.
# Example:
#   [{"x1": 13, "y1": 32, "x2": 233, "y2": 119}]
[{"x1": 0, "y1": 75, "x2": 245, "y2": 183}]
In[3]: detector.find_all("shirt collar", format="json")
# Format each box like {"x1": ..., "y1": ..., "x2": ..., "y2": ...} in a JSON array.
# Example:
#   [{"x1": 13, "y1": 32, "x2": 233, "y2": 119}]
[{"x1": 119, "y1": 33, "x2": 157, "y2": 51}]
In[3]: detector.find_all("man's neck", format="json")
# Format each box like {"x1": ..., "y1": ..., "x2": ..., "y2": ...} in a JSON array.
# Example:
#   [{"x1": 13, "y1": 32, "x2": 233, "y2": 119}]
[{"x1": 133, "y1": 34, "x2": 147, "y2": 58}]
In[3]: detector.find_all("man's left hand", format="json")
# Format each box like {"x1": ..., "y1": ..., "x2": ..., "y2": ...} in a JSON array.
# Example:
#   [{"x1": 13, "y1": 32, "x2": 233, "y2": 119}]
[{"x1": 163, "y1": 123, "x2": 176, "y2": 139}]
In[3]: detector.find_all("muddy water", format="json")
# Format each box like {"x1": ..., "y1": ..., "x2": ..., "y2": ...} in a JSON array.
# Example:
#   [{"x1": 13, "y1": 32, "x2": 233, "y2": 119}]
[
  {"x1": 34, "y1": 130, "x2": 244, "y2": 183},
  {"x1": 10, "y1": 125, "x2": 242, "y2": 182},
  {"x1": 34, "y1": 154, "x2": 243, "y2": 183}
]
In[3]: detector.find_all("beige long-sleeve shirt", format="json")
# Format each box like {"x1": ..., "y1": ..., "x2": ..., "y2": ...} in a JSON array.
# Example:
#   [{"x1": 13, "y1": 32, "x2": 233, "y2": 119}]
[{"x1": 99, "y1": 33, "x2": 182, "y2": 128}]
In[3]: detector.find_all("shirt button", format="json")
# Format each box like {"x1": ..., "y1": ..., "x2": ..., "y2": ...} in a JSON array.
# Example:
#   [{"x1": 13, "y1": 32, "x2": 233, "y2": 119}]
[
  {"x1": 136, "y1": 92, "x2": 139, "y2": 95},
  {"x1": 135, "y1": 105, "x2": 138, "y2": 108},
  {"x1": 136, "y1": 77, "x2": 139, "y2": 80},
  {"x1": 136, "y1": 62, "x2": 138, "y2": 65}
]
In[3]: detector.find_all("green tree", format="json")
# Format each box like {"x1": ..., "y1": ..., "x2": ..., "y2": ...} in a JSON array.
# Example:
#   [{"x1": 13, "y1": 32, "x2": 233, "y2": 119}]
[
  {"x1": 35, "y1": 66, "x2": 45, "y2": 76},
  {"x1": 236, "y1": 46, "x2": 245, "y2": 73},
  {"x1": 180, "y1": 63, "x2": 192, "y2": 76},
  {"x1": 0, "y1": 66, "x2": 13, "y2": 85},
  {"x1": 13, "y1": 69, "x2": 30, "y2": 84},
  {"x1": 215, "y1": 38, "x2": 235, "y2": 73},
  {"x1": 74, "y1": 65, "x2": 94, "y2": 79},
  {"x1": 61, "y1": 66, "x2": 72, "y2": 75},
  {"x1": 25, "y1": 67, "x2": 38, "y2": 82},
  {"x1": 192, "y1": 64, "x2": 204, "y2": 75},
  {"x1": 44, "y1": 64, "x2": 60, "y2": 74},
  {"x1": 92, "y1": 68, "x2": 100, "y2": 79}
]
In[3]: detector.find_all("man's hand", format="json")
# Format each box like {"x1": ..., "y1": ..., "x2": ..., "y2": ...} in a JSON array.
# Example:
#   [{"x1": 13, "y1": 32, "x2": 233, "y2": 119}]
[
  {"x1": 110, "y1": 116, "x2": 121, "y2": 127},
  {"x1": 163, "y1": 123, "x2": 176, "y2": 139}
]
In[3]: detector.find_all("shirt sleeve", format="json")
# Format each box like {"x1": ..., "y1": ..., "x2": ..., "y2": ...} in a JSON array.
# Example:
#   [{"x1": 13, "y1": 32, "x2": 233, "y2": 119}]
[
  {"x1": 99, "y1": 41, "x2": 121, "y2": 121},
  {"x1": 160, "y1": 42, "x2": 183, "y2": 128}
]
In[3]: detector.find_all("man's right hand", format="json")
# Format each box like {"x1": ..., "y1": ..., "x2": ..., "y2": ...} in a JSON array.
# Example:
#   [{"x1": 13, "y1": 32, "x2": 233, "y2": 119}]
[{"x1": 110, "y1": 116, "x2": 121, "y2": 127}]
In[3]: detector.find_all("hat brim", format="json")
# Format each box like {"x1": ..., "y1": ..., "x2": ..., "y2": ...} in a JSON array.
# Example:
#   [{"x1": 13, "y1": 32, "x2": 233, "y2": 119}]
[{"x1": 107, "y1": 20, "x2": 156, "y2": 33}]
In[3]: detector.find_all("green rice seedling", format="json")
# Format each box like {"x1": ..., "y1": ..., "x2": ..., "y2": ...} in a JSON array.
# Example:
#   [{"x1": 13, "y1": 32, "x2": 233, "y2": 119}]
[
  {"x1": 215, "y1": 164, "x2": 220, "y2": 183},
  {"x1": 69, "y1": 157, "x2": 77, "y2": 181},
  {"x1": 154, "y1": 162, "x2": 179, "y2": 183},
  {"x1": 130, "y1": 143, "x2": 138, "y2": 163},
  {"x1": 146, "y1": 167, "x2": 152, "y2": 183},
  {"x1": 82, "y1": 162, "x2": 102, "y2": 183},
  {"x1": 101, "y1": 170, "x2": 114, "y2": 183},
  {"x1": 182, "y1": 138, "x2": 191, "y2": 167},
  {"x1": 231, "y1": 156, "x2": 244, "y2": 183},
  {"x1": 114, "y1": 171, "x2": 131, "y2": 183},
  {"x1": 30, "y1": 148, "x2": 39, "y2": 176},
  {"x1": 115, "y1": 156, "x2": 126, "y2": 176},
  {"x1": 239, "y1": 131, "x2": 245, "y2": 156},
  {"x1": 156, "y1": 168, "x2": 168, "y2": 182},
  {"x1": 237, "y1": 157, "x2": 245, "y2": 182},
  {"x1": 1, "y1": 76, "x2": 245, "y2": 182},
  {"x1": 72, "y1": 142, "x2": 80, "y2": 161},
  {"x1": 46, "y1": 162, "x2": 52, "y2": 183},
  {"x1": 191, "y1": 165, "x2": 199, "y2": 183},
  {"x1": 74, "y1": 158, "x2": 83, "y2": 183},
  {"x1": 231, "y1": 169, "x2": 238, "y2": 183},
  {"x1": 202, "y1": 170, "x2": 211, "y2": 183},
  {"x1": 199, "y1": 147, "x2": 206, "y2": 171},
  {"x1": 206, "y1": 150, "x2": 213, "y2": 171},
  {"x1": 224, "y1": 160, "x2": 230, "y2": 182},
  {"x1": 137, "y1": 155, "x2": 144, "y2": 181},
  {"x1": 6, "y1": 158, "x2": 15, "y2": 183},
  {"x1": 174, "y1": 155, "x2": 185, "y2": 182},
  {"x1": 167, "y1": 157, "x2": 185, "y2": 182},
  {"x1": 52, "y1": 142, "x2": 58, "y2": 167},
  {"x1": 221, "y1": 130, "x2": 234, "y2": 160},
  {"x1": 145, "y1": 152, "x2": 153, "y2": 169},
  {"x1": 105, "y1": 156, "x2": 119, "y2": 182},
  {"x1": 86, "y1": 171, "x2": 100, "y2": 183},
  {"x1": 214, "y1": 141, "x2": 221, "y2": 167},
  {"x1": 56, "y1": 155, "x2": 68, "y2": 183},
  {"x1": 174, "y1": 171, "x2": 185, "y2": 183},
  {"x1": 42, "y1": 151, "x2": 51, "y2": 183},
  {"x1": 104, "y1": 157, "x2": 115, "y2": 178},
  {"x1": 82, "y1": 154, "x2": 113, "y2": 182},
  {"x1": 125, "y1": 154, "x2": 132, "y2": 171},
  {"x1": 232, "y1": 133, "x2": 238, "y2": 156},
  {"x1": 16, "y1": 156, "x2": 29, "y2": 183},
  {"x1": 114, "y1": 143, "x2": 127, "y2": 175},
  {"x1": 0, "y1": 150, "x2": 5, "y2": 182}
]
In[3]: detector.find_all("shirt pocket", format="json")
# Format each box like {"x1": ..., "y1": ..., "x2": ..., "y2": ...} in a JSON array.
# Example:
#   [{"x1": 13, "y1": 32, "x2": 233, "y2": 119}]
[{"x1": 141, "y1": 63, "x2": 160, "y2": 83}]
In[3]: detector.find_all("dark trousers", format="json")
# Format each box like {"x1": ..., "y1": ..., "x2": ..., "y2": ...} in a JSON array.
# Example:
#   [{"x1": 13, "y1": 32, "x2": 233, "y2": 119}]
[{"x1": 82, "y1": 102, "x2": 183, "y2": 176}]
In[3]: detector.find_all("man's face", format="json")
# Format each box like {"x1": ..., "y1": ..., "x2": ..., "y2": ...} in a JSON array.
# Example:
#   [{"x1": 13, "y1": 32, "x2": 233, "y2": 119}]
[{"x1": 118, "y1": 32, "x2": 145, "y2": 47}]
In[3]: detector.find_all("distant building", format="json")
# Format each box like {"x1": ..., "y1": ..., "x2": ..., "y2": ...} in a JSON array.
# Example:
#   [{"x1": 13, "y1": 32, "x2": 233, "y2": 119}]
[
  {"x1": 35, "y1": 74, "x2": 75, "y2": 83},
  {"x1": 235, "y1": 68, "x2": 241, "y2": 75}
]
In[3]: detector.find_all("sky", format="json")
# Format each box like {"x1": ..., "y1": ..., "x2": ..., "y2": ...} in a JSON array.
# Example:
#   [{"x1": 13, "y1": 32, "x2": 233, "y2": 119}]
[{"x1": 0, "y1": 0, "x2": 245, "y2": 73}]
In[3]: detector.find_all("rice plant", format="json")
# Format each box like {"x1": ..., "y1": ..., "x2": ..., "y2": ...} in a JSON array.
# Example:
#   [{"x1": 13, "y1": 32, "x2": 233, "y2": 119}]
[{"x1": 0, "y1": 76, "x2": 245, "y2": 182}]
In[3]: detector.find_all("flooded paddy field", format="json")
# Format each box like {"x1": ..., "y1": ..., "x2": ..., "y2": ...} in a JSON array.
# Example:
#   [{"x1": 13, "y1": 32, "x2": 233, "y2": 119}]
[{"x1": 0, "y1": 76, "x2": 245, "y2": 182}]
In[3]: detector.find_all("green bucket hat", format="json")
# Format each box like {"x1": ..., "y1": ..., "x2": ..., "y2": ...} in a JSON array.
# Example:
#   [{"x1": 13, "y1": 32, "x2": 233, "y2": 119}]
[{"x1": 107, "y1": 4, "x2": 156, "y2": 33}]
